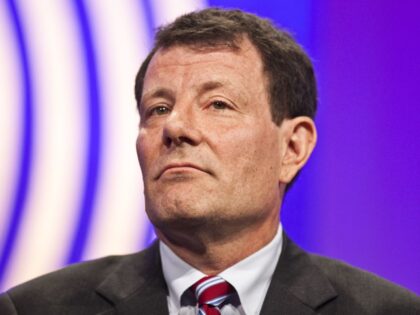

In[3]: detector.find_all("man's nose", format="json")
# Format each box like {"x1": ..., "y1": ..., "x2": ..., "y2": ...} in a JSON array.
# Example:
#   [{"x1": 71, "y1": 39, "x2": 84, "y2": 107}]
[{"x1": 162, "y1": 107, "x2": 202, "y2": 147}]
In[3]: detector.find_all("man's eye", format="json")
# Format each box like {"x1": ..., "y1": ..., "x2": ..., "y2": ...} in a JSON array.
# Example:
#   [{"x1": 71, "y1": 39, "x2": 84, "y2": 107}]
[
  {"x1": 211, "y1": 101, "x2": 229, "y2": 110},
  {"x1": 150, "y1": 106, "x2": 170, "y2": 116}
]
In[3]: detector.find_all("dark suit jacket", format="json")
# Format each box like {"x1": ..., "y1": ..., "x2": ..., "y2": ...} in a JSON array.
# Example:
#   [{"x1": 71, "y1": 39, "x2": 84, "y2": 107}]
[{"x1": 0, "y1": 234, "x2": 419, "y2": 314}]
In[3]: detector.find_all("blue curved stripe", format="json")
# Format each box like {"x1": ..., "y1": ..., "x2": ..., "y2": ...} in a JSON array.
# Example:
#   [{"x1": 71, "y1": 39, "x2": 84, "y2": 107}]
[
  {"x1": 140, "y1": 0, "x2": 156, "y2": 49},
  {"x1": 139, "y1": 0, "x2": 157, "y2": 248},
  {"x1": 0, "y1": 1, "x2": 34, "y2": 286},
  {"x1": 67, "y1": 0, "x2": 102, "y2": 264}
]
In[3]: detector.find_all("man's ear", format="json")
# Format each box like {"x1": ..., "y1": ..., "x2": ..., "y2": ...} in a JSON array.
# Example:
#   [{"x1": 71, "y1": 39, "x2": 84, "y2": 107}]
[{"x1": 278, "y1": 117, "x2": 317, "y2": 184}]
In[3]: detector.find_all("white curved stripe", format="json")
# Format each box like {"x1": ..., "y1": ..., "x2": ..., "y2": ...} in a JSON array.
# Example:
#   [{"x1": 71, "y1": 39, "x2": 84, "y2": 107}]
[
  {"x1": 206, "y1": 294, "x2": 231, "y2": 306},
  {"x1": 150, "y1": 0, "x2": 208, "y2": 26},
  {"x1": 2, "y1": 1, "x2": 86, "y2": 290},
  {"x1": 0, "y1": 3, "x2": 21, "y2": 252},
  {"x1": 81, "y1": 0, "x2": 150, "y2": 260}
]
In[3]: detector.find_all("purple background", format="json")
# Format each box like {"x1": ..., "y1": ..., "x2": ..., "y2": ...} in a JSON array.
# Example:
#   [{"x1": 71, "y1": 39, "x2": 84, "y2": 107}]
[
  {"x1": 1, "y1": 0, "x2": 418, "y2": 295},
  {"x1": 209, "y1": 0, "x2": 420, "y2": 293}
]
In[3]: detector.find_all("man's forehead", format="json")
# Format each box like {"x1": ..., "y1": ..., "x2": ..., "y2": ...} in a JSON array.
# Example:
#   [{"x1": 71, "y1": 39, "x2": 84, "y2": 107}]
[
  {"x1": 144, "y1": 43, "x2": 264, "y2": 91},
  {"x1": 149, "y1": 37, "x2": 261, "y2": 68}
]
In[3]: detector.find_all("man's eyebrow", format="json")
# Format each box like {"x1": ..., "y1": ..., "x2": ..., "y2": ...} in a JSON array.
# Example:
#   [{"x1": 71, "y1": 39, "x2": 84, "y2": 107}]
[
  {"x1": 198, "y1": 80, "x2": 247, "y2": 105},
  {"x1": 141, "y1": 88, "x2": 175, "y2": 105},
  {"x1": 198, "y1": 81, "x2": 224, "y2": 94}
]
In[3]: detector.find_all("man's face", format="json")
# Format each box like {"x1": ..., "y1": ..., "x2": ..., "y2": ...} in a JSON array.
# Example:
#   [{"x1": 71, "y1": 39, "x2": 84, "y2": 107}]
[{"x1": 137, "y1": 39, "x2": 286, "y2": 233}]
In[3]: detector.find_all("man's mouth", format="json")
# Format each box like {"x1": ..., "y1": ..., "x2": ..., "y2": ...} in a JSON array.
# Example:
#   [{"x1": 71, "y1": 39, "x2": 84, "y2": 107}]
[{"x1": 156, "y1": 162, "x2": 208, "y2": 179}]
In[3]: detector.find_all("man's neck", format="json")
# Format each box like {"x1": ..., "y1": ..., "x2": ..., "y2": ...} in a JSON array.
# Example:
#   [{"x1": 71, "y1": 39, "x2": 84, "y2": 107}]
[{"x1": 156, "y1": 218, "x2": 279, "y2": 275}]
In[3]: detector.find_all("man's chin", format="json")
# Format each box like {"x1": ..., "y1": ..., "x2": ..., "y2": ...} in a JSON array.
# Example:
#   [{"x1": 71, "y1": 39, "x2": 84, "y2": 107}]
[
  {"x1": 150, "y1": 214, "x2": 208, "y2": 230},
  {"x1": 144, "y1": 195, "x2": 217, "y2": 229}
]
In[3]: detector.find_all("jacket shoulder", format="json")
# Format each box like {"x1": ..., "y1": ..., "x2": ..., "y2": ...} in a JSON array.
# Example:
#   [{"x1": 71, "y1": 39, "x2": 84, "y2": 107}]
[
  {"x1": 0, "y1": 247, "x2": 156, "y2": 315},
  {"x1": 308, "y1": 253, "x2": 420, "y2": 314},
  {"x1": 10, "y1": 255, "x2": 122, "y2": 294}
]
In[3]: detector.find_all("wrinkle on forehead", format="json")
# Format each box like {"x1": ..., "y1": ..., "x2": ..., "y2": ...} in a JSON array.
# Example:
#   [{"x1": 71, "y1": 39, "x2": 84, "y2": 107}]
[{"x1": 151, "y1": 37, "x2": 261, "y2": 69}]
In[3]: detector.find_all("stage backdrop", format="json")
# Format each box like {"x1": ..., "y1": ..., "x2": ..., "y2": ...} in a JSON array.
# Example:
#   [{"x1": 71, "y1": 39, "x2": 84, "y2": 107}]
[{"x1": 1, "y1": 0, "x2": 419, "y2": 293}]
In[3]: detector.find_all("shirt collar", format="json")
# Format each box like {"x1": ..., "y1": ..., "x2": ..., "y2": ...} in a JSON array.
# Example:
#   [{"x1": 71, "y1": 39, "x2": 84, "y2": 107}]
[
  {"x1": 160, "y1": 224, "x2": 283, "y2": 315},
  {"x1": 160, "y1": 240, "x2": 206, "y2": 310}
]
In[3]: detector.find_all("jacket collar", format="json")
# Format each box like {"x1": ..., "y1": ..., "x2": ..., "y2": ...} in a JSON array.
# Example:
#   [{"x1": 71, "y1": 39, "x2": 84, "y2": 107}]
[
  {"x1": 95, "y1": 241, "x2": 169, "y2": 315},
  {"x1": 260, "y1": 234, "x2": 338, "y2": 314}
]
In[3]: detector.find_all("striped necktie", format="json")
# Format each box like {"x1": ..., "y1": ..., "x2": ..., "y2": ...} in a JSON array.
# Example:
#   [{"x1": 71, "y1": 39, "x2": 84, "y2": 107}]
[{"x1": 191, "y1": 275, "x2": 235, "y2": 315}]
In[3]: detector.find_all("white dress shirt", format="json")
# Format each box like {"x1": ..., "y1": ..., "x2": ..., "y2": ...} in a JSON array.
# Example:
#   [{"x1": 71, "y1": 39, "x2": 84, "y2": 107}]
[{"x1": 160, "y1": 224, "x2": 283, "y2": 315}]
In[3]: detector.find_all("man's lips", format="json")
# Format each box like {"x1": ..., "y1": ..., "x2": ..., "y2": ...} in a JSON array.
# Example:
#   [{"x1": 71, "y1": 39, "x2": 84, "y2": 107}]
[{"x1": 156, "y1": 163, "x2": 208, "y2": 179}]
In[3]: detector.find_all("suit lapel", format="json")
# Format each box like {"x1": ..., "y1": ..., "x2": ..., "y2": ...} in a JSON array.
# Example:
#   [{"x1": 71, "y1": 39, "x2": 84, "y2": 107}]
[
  {"x1": 95, "y1": 242, "x2": 169, "y2": 315},
  {"x1": 260, "y1": 234, "x2": 337, "y2": 315}
]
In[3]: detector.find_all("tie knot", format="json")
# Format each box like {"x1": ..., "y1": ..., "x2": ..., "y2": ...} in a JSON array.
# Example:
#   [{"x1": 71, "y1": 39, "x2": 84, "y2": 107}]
[{"x1": 192, "y1": 275, "x2": 234, "y2": 308}]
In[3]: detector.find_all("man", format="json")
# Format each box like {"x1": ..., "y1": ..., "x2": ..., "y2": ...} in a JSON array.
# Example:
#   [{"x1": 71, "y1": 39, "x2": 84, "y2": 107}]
[{"x1": 0, "y1": 8, "x2": 419, "y2": 315}]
